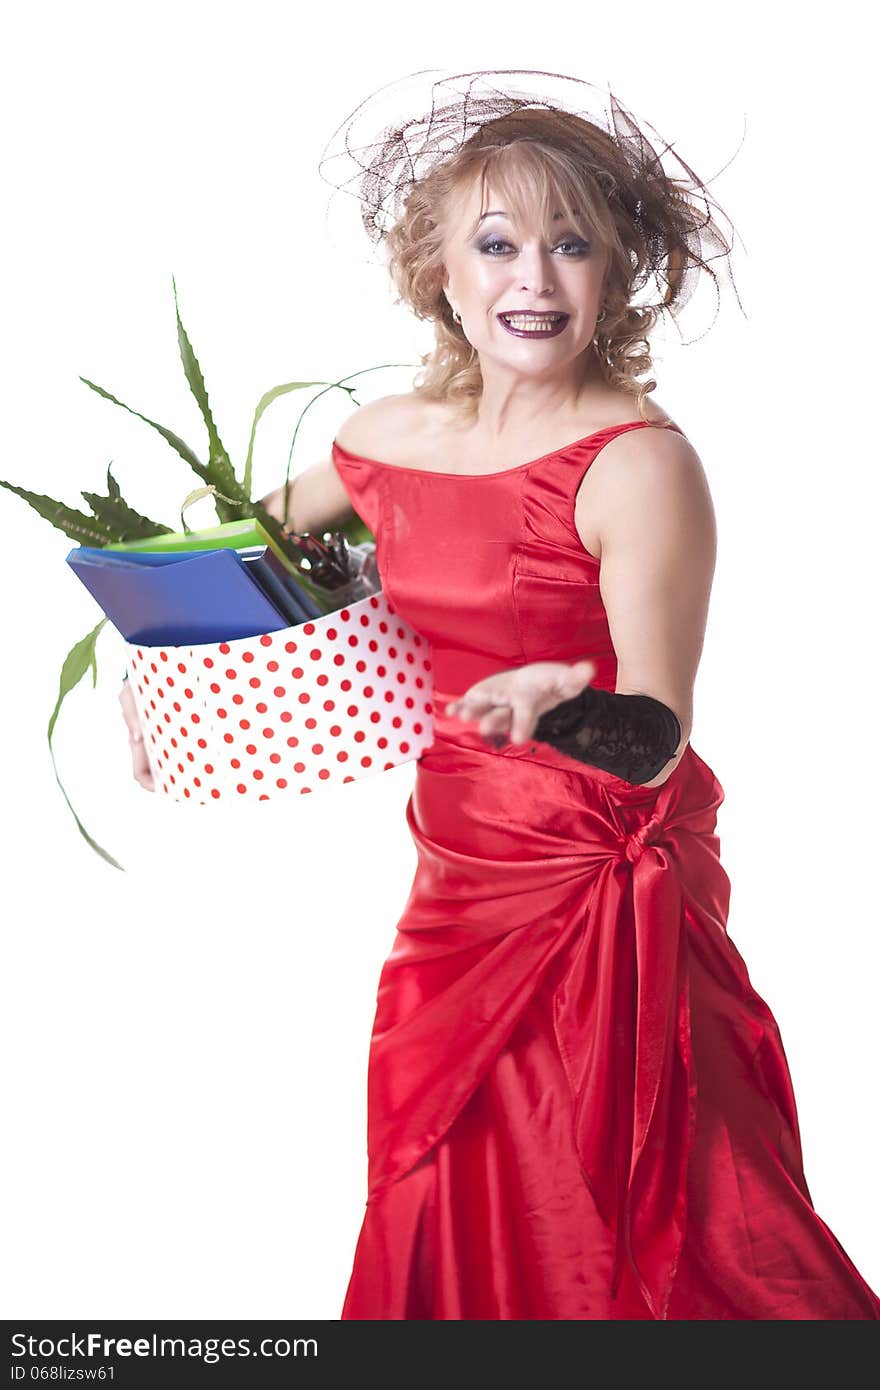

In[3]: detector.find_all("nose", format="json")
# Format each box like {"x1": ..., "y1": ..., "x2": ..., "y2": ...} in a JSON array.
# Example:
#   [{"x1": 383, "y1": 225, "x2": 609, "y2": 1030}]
[{"x1": 515, "y1": 242, "x2": 556, "y2": 297}]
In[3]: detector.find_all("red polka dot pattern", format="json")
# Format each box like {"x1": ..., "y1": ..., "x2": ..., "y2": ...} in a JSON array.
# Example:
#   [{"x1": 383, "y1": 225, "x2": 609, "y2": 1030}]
[{"x1": 124, "y1": 592, "x2": 434, "y2": 801}]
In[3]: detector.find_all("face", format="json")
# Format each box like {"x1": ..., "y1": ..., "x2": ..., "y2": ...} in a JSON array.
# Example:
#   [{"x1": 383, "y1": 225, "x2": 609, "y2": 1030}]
[{"x1": 440, "y1": 173, "x2": 609, "y2": 379}]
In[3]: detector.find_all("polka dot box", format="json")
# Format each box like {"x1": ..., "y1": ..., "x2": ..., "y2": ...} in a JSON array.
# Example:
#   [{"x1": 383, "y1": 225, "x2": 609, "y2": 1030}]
[{"x1": 123, "y1": 591, "x2": 435, "y2": 801}]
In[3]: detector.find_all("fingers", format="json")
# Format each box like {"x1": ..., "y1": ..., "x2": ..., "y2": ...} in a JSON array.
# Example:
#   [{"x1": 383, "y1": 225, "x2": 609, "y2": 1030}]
[
  {"x1": 445, "y1": 693, "x2": 511, "y2": 746},
  {"x1": 131, "y1": 735, "x2": 155, "y2": 791},
  {"x1": 446, "y1": 696, "x2": 534, "y2": 747},
  {"x1": 445, "y1": 682, "x2": 512, "y2": 718},
  {"x1": 445, "y1": 679, "x2": 536, "y2": 746},
  {"x1": 507, "y1": 704, "x2": 537, "y2": 746},
  {"x1": 120, "y1": 680, "x2": 155, "y2": 792},
  {"x1": 119, "y1": 679, "x2": 138, "y2": 728},
  {"x1": 561, "y1": 658, "x2": 597, "y2": 694},
  {"x1": 477, "y1": 703, "x2": 513, "y2": 748},
  {"x1": 444, "y1": 659, "x2": 597, "y2": 749},
  {"x1": 131, "y1": 740, "x2": 155, "y2": 791},
  {"x1": 446, "y1": 694, "x2": 493, "y2": 719}
]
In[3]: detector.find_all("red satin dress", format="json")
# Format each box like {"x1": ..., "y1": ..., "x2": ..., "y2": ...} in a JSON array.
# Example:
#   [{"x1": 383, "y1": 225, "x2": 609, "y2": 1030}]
[{"x1": 330, "y1": 419, "x2": 880, "y2": 1321}]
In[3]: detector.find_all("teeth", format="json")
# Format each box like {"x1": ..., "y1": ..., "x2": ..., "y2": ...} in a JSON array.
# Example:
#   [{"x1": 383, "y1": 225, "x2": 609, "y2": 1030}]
[{"x1": 502, "y1": 314, "x2": 564, "y2": 330}]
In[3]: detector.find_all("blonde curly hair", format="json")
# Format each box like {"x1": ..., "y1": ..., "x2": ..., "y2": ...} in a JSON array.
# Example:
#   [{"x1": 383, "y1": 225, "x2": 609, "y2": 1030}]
[{"x1": 322, "y1": 74, "x2": 739, "y2": 424}]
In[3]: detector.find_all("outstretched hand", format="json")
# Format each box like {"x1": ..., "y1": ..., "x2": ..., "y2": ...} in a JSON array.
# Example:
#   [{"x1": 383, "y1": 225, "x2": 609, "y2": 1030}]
[{"x1": 445, "y1": 658, "x2": 597, "y2": 747}]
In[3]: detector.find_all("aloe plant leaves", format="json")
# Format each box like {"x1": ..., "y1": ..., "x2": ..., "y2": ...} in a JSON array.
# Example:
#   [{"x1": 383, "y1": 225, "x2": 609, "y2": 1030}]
[
  {"x1": 243, "y1": 378, "x2": 326, "y2": 500},
  {"x1": 81, "y1": 463, "x2": 173, "y2": 539},
  {"x1": 0, "y1": 478, "x2": 119, "y2": 545},
  {"x1": 171, "y1": 276, "x2": 250, "y2": 521},
  {"x1": 0, "y1": 279, "x2": 419, "y2": 874},
  {"x1": 0, "y1": 464, "x2": 171, "y2": 545},
  {"x1": 75, "y1": 279, "x2": 262, "y2": 526},
  {"x1": 77, "y1": 373, "x2": 212, "y2": 483},
  {"x1": 47, "y1": 617, "x2": 125, "y2": 872}
]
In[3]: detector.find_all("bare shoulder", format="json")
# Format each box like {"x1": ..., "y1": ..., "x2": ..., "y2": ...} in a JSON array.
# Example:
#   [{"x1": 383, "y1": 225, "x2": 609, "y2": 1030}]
[
  {"x1": 595, "y1": 419, "x2": 707, "y2": 493},
  {"x1": 333, "y1": 394, "x2": 420, "y2": 459},
  {"x1": 575, "y1": 420, "x2": 714, "y2": 560}
]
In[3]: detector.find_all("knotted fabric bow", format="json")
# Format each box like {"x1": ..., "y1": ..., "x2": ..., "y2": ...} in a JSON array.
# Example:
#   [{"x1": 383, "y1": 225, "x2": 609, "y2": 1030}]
[
  {"x1": 363, "y1": 743, "x2": 727, "y2": 1320},
  {"x1": 554, "y1": 806, "x2": 695, "y2": 1316}
]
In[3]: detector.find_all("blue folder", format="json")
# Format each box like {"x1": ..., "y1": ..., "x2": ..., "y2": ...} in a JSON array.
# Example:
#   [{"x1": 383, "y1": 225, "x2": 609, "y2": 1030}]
[
  {"x1": 93, "y1": 545, "x2": 317, "y2": 626},
  {"x1": 66, "y1": 545, "x2": 299, "y2": 645}
]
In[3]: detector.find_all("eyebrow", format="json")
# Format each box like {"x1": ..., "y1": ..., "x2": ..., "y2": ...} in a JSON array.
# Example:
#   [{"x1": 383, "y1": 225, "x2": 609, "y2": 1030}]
[{"x1": 476, "y1": 209, "x2": 567, "y2": 225}]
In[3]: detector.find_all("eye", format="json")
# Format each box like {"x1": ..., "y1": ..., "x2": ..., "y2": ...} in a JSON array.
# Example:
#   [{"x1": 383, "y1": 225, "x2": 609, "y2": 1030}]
[{"x1": 478, "y1": 237, "x2": 591, "y2": 256}]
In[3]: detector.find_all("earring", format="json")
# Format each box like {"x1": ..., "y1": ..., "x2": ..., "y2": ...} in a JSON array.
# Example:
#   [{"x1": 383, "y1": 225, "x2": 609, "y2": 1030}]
[
  {"x1": 595, "y1": 306, "x2": 607, "y2": 325},
  {"x1": 452, "y1": 309, "x2": 461, "y2": 323}
]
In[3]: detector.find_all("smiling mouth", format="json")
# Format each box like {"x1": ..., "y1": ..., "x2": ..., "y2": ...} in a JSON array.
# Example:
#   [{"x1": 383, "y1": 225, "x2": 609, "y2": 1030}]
[{"x1": 497, "y1": 312, "x2": 569, "y2": 338}]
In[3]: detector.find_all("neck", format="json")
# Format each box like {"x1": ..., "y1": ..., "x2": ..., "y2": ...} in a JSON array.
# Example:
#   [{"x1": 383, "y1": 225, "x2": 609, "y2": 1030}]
[{"x1": 473, "y1": 348, "x2": 606, "y2": 442}]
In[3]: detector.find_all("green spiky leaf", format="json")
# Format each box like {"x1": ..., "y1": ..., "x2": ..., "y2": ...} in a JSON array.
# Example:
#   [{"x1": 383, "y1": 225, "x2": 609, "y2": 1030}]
[
  {"x1": 242, "y1": 379, "x2": 327, "y2": 499},
  {"x1": 78, "y1": 374, "x2": 213, "y2": 485},
  {"x1": 47, "y1": 618, "x2": 125, "y2": 871},
  {"x1": 171, "y1": 275, "x2": 249, "y2": 519},
  {"x1": 81, "y1": 463, "x2": 173, "y2": 539},
  {"x1": 0, "y1": 478, "x2": 120, "y2": 544}
]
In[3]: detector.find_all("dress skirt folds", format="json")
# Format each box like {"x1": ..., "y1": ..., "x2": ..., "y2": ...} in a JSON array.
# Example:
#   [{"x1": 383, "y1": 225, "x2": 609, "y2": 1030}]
[{"x1": 329, "y1": 422, "x2": 880, "y2": 1320}]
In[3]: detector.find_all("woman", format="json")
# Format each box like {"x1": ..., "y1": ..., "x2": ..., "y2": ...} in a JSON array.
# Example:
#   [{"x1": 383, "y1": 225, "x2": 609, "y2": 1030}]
[{"x1": 121, "y1": 75, "x2": 880, "y2": 1319}]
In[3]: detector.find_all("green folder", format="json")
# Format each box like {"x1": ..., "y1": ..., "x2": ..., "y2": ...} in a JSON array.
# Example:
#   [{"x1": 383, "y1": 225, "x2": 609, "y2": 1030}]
[{"x1": 105, "y1": 518, "x2": 298, "y2": 572}]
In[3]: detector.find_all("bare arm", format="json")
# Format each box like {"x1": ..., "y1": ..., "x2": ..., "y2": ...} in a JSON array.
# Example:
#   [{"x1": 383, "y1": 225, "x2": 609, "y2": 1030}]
[
  {"x1": 258, "y1": 455, "x2": 356, "y2": 534},
  {"x1": 260, "y1": 394, "x2": 413, "y2": 532},
  {"x1": 578, "y1": 426, "x2": 717, "y2": 788}
]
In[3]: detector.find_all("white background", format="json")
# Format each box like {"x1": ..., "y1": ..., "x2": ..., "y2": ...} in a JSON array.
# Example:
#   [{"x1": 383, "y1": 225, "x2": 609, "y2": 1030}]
[{"x1": 1, "y1": 1, "x2": 877, "y2": 1319}]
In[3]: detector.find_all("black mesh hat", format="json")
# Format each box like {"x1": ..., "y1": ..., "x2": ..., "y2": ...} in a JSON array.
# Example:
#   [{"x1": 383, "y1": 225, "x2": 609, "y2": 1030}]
[{"x1": 317, "y1": 67, "x2": 744, "y2": 341}]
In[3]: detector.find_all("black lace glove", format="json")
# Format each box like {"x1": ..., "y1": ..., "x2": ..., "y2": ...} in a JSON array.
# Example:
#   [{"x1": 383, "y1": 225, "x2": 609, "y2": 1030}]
[{"x1": 532, "y1": 686, "x2": 682, "y2": 785}]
